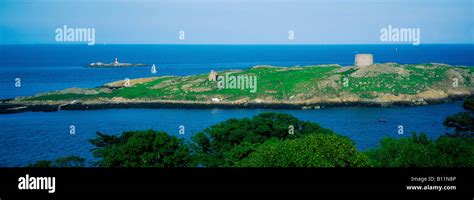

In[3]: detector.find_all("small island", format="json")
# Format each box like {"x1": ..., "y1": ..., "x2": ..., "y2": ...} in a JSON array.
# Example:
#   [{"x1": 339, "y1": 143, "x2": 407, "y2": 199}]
[
  {"x1": 1, "y1": 54, "x2": 473, "y2": 114},
  {"x1": 86, "y1": 58, "x2": 148, "y2": 68}
]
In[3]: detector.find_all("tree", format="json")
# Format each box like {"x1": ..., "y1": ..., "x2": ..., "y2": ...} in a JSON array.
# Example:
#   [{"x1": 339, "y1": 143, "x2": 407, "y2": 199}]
[
  {"x1": 463, "y1": 97, "x2": 474, "y2": 111},
  {"x1": 443, "y1": 112, "x2": 474, "y2": 136},
  {"x1": 191, "y1": 112, "x2": 336, "y2": 167},
  {"x1": 90, "y1": 130, "x2": 191, "y2": 167},
  {"x1": 236, "y1": 134, "x2": 372, "y2": 167},
  {"x1": 26, "y1": 155, "x2": 85, "y2": 167},
  {"x1": 443, "y1": 97, "x2": 474, "y2": 137},
  {"x1": 54, "y1": 155, "x2": 86, "y2": 167},
  {"x1": 27, "y1": 160, "x2": 53, "y2": 167}
]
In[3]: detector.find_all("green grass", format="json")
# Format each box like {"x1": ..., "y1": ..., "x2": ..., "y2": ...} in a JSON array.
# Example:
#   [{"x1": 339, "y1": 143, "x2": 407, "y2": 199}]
[
  {"x1": 340, "y1": 65, "x2": 450, "y2": 96},
  {"x1": 98, "y1": 77, "x2": 177, "y2": 99},
  {"x1": 27, "y1": 93, "x2": 98, "y2": 101}
]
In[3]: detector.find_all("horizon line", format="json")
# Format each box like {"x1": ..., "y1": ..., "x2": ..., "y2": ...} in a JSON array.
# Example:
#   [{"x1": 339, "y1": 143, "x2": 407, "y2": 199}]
[{"x1": 1, "y1": 43, "x2": 473, "y2": 46}]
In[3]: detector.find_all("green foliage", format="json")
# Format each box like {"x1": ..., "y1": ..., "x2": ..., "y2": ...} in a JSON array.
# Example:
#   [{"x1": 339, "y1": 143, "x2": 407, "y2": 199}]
[
  {"x1": 442, "y1": 97, "x2": 474, "y2": 137},
  {"x1": 53, "y1": 156, "x2": 86, "y2": 167},
  {"x1": 191, "y1": 112, "x2": 335, "y2": 167},
  {"x1": 443, "y1": 112, "x2": 474, "y2": 136},
  {"x1": 26, "y1": 160, "x2": 53, "y2": 167},
  {"x1": 411, "y1": 132, "x2": 431, "y2": 145},
  {"x1": 97, "y1": 76, "x2": 179, "y2": 99},
  {"x1": 26, "y1": 155, "x2": 85, "y2": 167},
  {"x1": 27, "y1": 93, "x2": 97, "y2": 101},
  {"x1": 365, "y1": 132, "x2": 474, "y2": 167},
  {"x1": 341, "y1": 65, "x2": 449, "y2": 96},
  {"x1": 463, "y1": 97, "x2": 474, "y2": 111},
  {"x1": 90, "y1": 130, "x2": 191, "y2": 167},
  {"x1": 89, "y1": 132, "x2": 123, "y2": 147},
  {"x1": 236, "y1": 134, "x2": 372, "y2": 167}
]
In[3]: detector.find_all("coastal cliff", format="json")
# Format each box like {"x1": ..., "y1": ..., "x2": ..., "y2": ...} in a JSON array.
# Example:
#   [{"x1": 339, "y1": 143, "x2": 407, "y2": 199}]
[{"x1": 1, "y1": 63, "x2": 473, "y2": 113}]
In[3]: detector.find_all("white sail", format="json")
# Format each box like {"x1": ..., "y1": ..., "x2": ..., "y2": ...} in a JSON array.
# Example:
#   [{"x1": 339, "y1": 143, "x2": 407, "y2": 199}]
[{"x1": 151, "y1": 64, "x2": 157, "y2": 74}]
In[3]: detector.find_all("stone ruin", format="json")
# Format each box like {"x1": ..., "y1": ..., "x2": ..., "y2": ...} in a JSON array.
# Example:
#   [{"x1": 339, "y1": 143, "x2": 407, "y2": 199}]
[
  {"x1": 208, "y1": 70, "x2": 218, "y2": 81},
  {"x1": 354, "y1": 54, "x2": 373, "y2": 68}
]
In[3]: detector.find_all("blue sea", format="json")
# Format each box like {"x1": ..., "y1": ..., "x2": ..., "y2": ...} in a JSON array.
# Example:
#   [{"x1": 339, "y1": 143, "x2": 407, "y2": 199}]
[{"x1": 0, "y1": 44, "x2": 472, "y2": 166}]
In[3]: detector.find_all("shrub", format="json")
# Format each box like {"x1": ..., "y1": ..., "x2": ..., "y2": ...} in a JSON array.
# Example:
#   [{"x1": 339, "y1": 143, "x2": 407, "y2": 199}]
[
  {"x1": 236, "y1": 134, "x2": 372, "y2": 167},
  {"x1": 90, "y1": 130, "x2": 191, "y2": 167},
  {"x1": 365, "y1": 133, "x2": 474, "y2": 167},
  {"x1": 26, "y1": 155, "x2": 85, "y2": 167}
]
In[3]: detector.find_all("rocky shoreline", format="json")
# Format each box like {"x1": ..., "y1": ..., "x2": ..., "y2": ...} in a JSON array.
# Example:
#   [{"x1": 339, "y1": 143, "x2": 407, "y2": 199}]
[{"x1": 0, "y1": 94, "x2": 470, "y2": 114}]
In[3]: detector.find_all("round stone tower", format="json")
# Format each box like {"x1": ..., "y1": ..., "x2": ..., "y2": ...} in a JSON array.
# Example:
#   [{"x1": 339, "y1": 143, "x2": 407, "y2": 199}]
[{"x1": 354, "y1": 54, "x2": 373, "y2": 68}]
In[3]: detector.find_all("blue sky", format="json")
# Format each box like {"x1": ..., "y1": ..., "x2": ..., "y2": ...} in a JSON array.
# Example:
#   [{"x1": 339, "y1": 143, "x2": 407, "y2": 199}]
[{"x1": 0, "y1": 0, "x2": 472, "y2": 44}]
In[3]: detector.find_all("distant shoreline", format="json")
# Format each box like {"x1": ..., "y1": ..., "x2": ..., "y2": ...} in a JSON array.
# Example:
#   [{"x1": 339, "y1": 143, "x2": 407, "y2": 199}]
[{"x1": 86, "y1": 59, "x2": 148, "y2": 68}]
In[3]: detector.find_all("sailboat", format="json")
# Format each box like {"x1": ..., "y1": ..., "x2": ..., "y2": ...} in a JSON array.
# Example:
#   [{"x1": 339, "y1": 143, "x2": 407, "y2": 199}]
[{"x1": 151, "y1": 64, "x2": 157, "y2": 74}]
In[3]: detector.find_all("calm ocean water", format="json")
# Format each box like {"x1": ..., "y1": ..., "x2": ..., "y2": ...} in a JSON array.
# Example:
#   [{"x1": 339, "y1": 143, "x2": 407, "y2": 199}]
[{"x1": 0, "y1": 44, "x2": 472, "y2": 166}]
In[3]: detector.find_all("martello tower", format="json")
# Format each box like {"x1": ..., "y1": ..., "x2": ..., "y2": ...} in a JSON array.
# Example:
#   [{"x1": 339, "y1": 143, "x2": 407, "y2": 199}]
[{"x1": 354, "y1": 54, "x2": 373, "y2": 68}]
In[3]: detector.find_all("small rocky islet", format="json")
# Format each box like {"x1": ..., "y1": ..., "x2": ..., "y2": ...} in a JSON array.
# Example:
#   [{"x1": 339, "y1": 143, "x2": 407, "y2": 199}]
[{"x1": 86, "y1": 58, "x2": 148, "y2": 68}]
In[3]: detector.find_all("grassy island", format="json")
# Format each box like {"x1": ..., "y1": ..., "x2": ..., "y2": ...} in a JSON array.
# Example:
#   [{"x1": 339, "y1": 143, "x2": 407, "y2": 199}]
[{"x1": 1, "y1": 63, "x2": 474, "y2": 113}]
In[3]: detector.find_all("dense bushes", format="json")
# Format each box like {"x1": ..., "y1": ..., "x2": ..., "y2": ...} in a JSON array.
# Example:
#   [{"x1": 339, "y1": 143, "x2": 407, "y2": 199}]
[
  {"x1": 87, "y1": 111, "x2": 472, "y2": 168},
  {"x1": 443, "y1": 97, "x2": 474, "y2": 137},
  {"x1": 365, "y1": 133, "x2": 474, "y2": 167},
  {"x1": 87, "y1": 112, "x2": 350, "y2": 167},
  {"x1": 190, "y1": 112, "x2": 334, "y2": 167},
  {"x1": 236, "y1": 134, "x2": 372, "y2": 167},
  {"x1": 463, "y1": 97, "x2": 474, "y2": 111},
  {"x1": 89, "y1": 130, "x2": 191, "y2": 167},
  {"x1": 27, "y1": 155, "x2": 85, "y2": 167}
]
